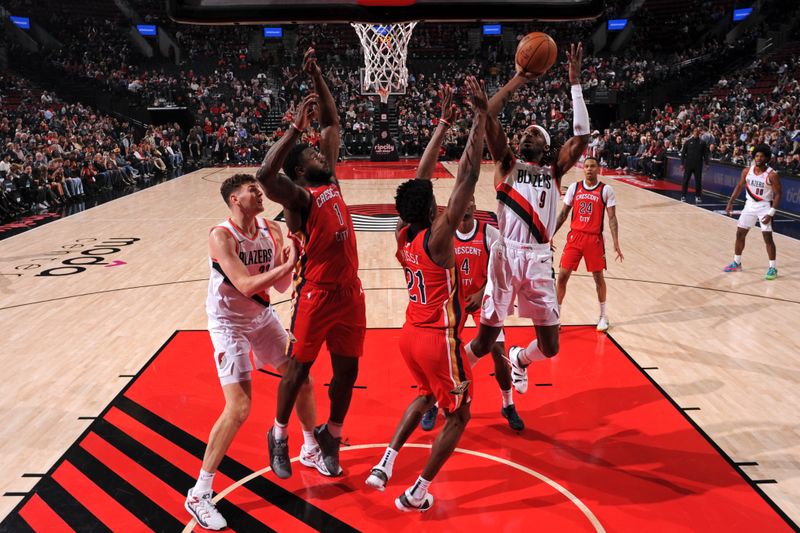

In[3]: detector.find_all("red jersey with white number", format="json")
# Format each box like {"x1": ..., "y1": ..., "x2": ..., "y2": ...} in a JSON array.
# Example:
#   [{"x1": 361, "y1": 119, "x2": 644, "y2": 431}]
[
  {"x1": 496, "y1": 159, "x2": 558, "y2": 245},
  {"x1": 396, "y1": 226, "x2": 463, "y2": 331},
  {"x1": 563, "y1": 180, "x2": 616, "y2": 235},
  {"x1": 297, "y1": 182, "x2": 359, "y2": 287},
  {"x1": 454, "y1": 220, "x2": 499, "y2": 298}
]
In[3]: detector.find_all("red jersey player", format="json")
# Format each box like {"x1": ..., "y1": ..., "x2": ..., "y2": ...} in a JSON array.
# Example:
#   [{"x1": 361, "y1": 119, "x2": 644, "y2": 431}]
[
  {"x1": 553, "y1": 156, "x2": 623, "y2": 331},
  {"x1": 257, "y1": 49, "x2": 366, "y2": 479},
  {"x1": 365, "y1": 76, "x2": 488, "y2": 513}
]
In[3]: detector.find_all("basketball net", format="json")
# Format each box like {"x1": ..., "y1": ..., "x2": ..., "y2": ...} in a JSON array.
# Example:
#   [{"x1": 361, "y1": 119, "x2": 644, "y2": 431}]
[{"x1": 351, "y1": 22, "x2": 417, "y2": 104}]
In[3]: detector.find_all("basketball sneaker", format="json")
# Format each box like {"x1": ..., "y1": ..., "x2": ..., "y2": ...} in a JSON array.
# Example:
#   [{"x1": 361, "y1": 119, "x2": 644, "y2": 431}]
[
  {"x1": 420, "y1": 406, "x2": 438, "y2": 431},
  {"x1": 299, "y1": 444, "x2": 335, "y2": 477},
  {"x1": 185, "y1": 489, "x2": 227, "y2": 531},
  {"x1": 597, "y1": 315, "x2": 609, "y2": 332},
  {"x1": 765, "y1": 267, "x2": 778, "y2": 280},
  {"x1": 501, "y1": 405, "x2": 525, "y2": 431},
  {"x1": 395, "y1": 489, "x2": 434, "y2": 513},
  {"x1": 314, "y1": 424, "x2": 343, "y2": 476},
  {"x1": 695, "y1": 196, "x2": 702, "y2": 204},
  {"x1": 508, "y1": 346, "x2": 529, "y2": 394},
  {"x1": 267, "y1": 427, "x2": 292, "y2": 479},
  {"x1": 365, "y1": 465, "x2": 391, "y2": 492},
  {"x1": 723, "y1": 261, "x2": 742, "y2": 272}
]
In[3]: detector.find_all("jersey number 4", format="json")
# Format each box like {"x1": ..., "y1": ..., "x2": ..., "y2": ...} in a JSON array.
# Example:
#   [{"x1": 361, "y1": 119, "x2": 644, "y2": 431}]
[
  {"x1": 404, "y1": 267, "x2": 427, "y2": 304},
  {"x1": 460, "y1": 258, "x2": 470, "y2": 276}
]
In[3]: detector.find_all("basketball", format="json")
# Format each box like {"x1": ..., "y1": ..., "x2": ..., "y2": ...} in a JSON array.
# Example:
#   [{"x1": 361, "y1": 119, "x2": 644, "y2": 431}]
[{"x1": 515, "y1": 32, "x2": 558, "y2": 75}]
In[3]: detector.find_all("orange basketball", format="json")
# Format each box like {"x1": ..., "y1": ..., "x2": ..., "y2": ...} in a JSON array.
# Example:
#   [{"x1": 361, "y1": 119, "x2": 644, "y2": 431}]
[{"x1": 515, "y1": 32, "x2": 558, "y2": 76}]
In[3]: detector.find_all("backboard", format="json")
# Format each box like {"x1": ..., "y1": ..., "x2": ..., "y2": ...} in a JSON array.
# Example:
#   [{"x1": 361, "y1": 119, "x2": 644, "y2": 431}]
[{"x1": 166, "y1": 0, "x2": 605, "y2": 24}]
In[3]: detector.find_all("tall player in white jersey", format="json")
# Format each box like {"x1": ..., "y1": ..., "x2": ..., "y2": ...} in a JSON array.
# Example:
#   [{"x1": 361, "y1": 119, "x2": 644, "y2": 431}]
[
  {"x1": 724, "y1": 144, "x2": 782, "y2": 280},
  {"x1": 185, "y1": 174, "x2": 324, "y2": 531},
  {"x1": 464, "y1": 43, "x2": 591, "y2": 393}
]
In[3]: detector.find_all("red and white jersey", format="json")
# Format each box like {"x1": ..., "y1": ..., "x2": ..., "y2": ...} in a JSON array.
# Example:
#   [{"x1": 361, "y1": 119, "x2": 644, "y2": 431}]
[
  {"x1": 563, "y1": 180, "x2": 616, "y2": 235},
  {"x1": 744, "y1": 165, "x2": 776, "y2": 206},
  {"x1": 396, "y1": 226, "x2": 464, "y2": 331},
  {"x1": 207, "y1": 218, "x2": 277, "y2": 326},
  {"x1": 454, "y1": 219, "x2": 500, "y2": 298},
  {"x1": 496, "y1": 159, "x2": 558, "y2": 245},
  {"x1": 297, "y1": 182, "x2": 359, "y2": 287}
]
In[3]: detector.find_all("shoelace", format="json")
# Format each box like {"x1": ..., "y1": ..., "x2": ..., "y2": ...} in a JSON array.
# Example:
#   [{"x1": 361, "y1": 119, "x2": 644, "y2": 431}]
[{"x1": 194, "y1": 495, "x2": 218, "y2": 520}]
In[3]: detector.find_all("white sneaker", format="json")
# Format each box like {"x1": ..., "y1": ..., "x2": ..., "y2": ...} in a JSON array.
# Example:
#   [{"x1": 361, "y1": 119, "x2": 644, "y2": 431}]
[
  {"x1": 366, "y1": 465, "x2": 391, "y2": 492},
  {"x1": 185, "y1": 489, "x2": 227, "y2": 531},
  {"x1": 508, "y1": 346, "x2": 529, "y2": 394},
  {"x1": 395, "y1": 489, "x2": 434, "y2": 512},
  {"x1": 597, "y1": 316, "x2": 609, "y2": 332},
  {"x1": 299, "y1": 444, "x2": 335, "y2": 476}
]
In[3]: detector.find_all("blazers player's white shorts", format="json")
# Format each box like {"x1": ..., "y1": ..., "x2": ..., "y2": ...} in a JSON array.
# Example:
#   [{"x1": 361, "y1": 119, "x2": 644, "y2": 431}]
[
  {"x1": 208, "y1": 306, "x2": 289, "y2": 386},
  {"x1": 480, "y1": 239, "x2": 560, "y2": 328},
  {"x1": 738, "y1": 201, "x2": 773, "y2": 232}
]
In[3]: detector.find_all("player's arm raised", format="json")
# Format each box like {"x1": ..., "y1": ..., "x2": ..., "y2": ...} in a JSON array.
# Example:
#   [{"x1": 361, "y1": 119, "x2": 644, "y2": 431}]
[
  {"x1": 209, "y1": 228, "x2": 295, "y2": 298},
  {"x1": 256, "y1": 93, "x2": 315, "y2": 210},
  {"x1": 428, "y1": 76, "x2": 488, "y2": 268},
  {"x1": 416, "y1": 84, "x2": 458, "y2": 181},
  {"x1": 725, "y1": 167, "x2": 749, "y2": 215},
  {"x1": 555, "y1": 43, "x2": 591, "y2": 183},
  {"x1": 487, "y1": 74, "x2": 529, "y2": 187},
  {"x1": 305, "y1": 48, "x2": 340, "y2": 183},
  {"x1": 762, "y1": 171, "x2": 782, "y2": 225}
]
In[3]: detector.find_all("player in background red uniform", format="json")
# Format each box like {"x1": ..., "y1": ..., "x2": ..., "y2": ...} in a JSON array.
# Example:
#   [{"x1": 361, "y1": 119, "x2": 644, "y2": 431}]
[
  {"x1": 553, "y1": 157, "x2": 623, "y2": 331},
  {"x1": 257, "y1": 49, "x2": 366, "y2": 479},
  {"x1": 407, "y1": 85, "x2": 523, "y2": 432},
  {"x1": 364, "y1": 77, "x2": 488, "y2": 512}
]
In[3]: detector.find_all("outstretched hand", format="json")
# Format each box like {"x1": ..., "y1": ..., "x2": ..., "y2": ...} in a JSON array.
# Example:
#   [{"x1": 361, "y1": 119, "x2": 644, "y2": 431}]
[
  {"x1": 438, "y1": 84, "x2": 459, "y2": 124},
  {"x1": 303, "y1": 47, "x2": 321, "y2": 78},
  {"x1": 294, "y1": 93, "x2": 318, "y2": 130},
  {"x1": 566, "y1": 43, "x2": 584, "y2": 85},
  {"x1": 465, "y1": 76, "x2": 488, "y2": 114}
]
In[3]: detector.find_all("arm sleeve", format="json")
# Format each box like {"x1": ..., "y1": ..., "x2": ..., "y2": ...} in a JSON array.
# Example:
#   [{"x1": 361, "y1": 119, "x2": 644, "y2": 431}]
[
  {"x1": 563, "y1": 182, "x2": 578, "y2": 206},
  {"x1": 603, "y1": 185, "x2": 617, "y2": 207},
  {"x1": 571, "y1": 85, "x2": 590, "y2": 136}
]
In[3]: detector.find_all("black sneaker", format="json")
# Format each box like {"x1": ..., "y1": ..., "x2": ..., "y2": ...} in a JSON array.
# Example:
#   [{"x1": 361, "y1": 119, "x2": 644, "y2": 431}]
[
  {"x1": 268, "y1": 427, "x2": 292, "y2": 479},
  {"x1": 420, "y1": 406, "x2": 437, "y2": 431},
  {"x1": 314, "y1": 424, "x2": 343, "y2": 476},
  {"x1": 501, "y1": 405, "x2": 525, "y2": 431}
]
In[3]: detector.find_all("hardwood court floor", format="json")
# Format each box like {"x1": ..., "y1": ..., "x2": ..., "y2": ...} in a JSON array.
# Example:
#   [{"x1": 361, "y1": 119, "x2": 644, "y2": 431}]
[{"x1": 0, "y1": 162, "x2": 798, "y2": 526}]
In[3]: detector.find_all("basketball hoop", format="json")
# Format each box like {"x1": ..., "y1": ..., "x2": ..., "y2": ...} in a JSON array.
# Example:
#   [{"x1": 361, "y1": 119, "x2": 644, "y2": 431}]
[{"x1": 351, "y1": 22, "x2": 417, "y2": 104}]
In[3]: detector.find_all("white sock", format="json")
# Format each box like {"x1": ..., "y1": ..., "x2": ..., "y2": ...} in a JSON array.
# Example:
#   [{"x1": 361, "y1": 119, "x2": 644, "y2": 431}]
[
  {"x1": 769, "y1": 260, "x2": 776, "y2": 268},
  {"x1": 599, "y1": 301, "x2": 607, "y2": 317},
  {"x1": 500, "y1": 388, "x2": 513, "y2": 408},
  {"x1": 409, "y1": 476, "x2": 431, "y2": 500},
  {"x1": 465, "y1": 342, "x2": 480, "y2": 368},
  {"x1": 734, "y1": 255, "x2": 742, "y2": 264},
  {"x1": 302, "y1": 430, "x2": 317, "y2": 449},
  {"x1": 519, "y1": 339, "x2": 548, "y2": 366},
  {"x1": 273, "y1": 419, "x2": 288, "y2": 440},
  {"x1": 378, "y1": 447, "x2": 398, "y2": 477},
  {"x1": 193, "y1": 469, "x2": 215, "y2": 496},
  {"x1": 326, "y1": 421, "x2": 343, "y2": 439}
]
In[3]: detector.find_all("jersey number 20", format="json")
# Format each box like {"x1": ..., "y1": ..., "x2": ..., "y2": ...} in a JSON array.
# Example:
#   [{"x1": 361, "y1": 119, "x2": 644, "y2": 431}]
[{"x1": 404, "y1": 267, "x2": 427, "y2": 304}]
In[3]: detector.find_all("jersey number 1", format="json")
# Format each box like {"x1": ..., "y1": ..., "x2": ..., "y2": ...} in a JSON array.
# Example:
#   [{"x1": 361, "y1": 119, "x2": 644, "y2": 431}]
[
  {"x1": 404, "y1": 267, "x2": 427, "y2": 304},
  {"x1": 333, "y1": 203, "x2": 344, "y2": 225}
]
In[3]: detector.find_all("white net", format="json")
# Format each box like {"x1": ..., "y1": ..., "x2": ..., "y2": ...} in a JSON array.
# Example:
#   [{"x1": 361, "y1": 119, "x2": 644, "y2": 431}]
[{"x1": 351, "y1": 22, "x2": 417, "y2": 104}]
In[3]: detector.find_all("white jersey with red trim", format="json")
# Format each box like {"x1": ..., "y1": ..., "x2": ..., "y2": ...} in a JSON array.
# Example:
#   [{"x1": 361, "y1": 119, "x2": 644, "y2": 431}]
[
  {"x1": 744, "y1": 164, "x2": 776, "y2": 206},
  {"x1": 495, "y1": 159, "x2": 558, "y2": 245},
  {"x1": 207, "y1": 218, "x2": 277, "y2": 326}
]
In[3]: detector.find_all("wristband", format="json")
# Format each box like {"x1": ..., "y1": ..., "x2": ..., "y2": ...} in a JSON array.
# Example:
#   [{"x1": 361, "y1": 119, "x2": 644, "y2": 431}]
[
  {"x1": 439, "y1": 118, "x2": 451, "y2": 127},
  {"x1": 768, "y1": 208, "x2": 776, "y2": 216},
  {"x1": 291, "y1": 122, "x2": 303, "y2": 133}
]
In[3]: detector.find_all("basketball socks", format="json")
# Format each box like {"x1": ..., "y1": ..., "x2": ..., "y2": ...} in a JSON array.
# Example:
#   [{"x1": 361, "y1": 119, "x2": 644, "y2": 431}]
[
  {"x1": 193, "y1": 469, "x2": 215, "y2": 496},
  {"x1": 465, "y1": 343, "x2": 480, "y2": 368},
  {"x1": 734, "y1": 254, "x2": 742, "y2": 265},
  {"x1": 409, "y1": 476, "x2": 431, "y2": 500},
  {"x1": 520, "y1": 339, "x2": 548, "y2": 367},
  {"x1": 302, "y1": 430, "x2": 317, "y2": 449},
  {"x1": 769, "y1": 260, "x2": 776, "y2": 268},
  {"x1": 273, "y1": 419, "x2": 288, "y2": 440},
  {"x1": 378, "y1": 447, "x2": 398, "y2": 477},
  {"x1": 501, "y1": 388, "x2": 513, "y2": 408},
  {"x1": 326, "y1": 421, "x2": 343, "y2": 439},
  {"x1": 599, "y1": 301, "x2": 607, "y2": 317}
]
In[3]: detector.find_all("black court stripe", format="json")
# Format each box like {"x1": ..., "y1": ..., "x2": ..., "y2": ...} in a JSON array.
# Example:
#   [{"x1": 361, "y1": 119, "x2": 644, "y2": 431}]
[
  {"x1": 0, "y1": 512, "x2": 35, "y2": 532},
  {"x1": 92, "y1": 419, "x2": 271, "y2": 532},
  {"x1": 35, "y1": 477, "x2": 112, "y2": 533},
  {"x1": 496, "y1": 190, "x2": 545, "y2": 243},
  {"x1": 115, "y1": 396, "x2": 358, "y2": 532},
  {"x1": 66, "y1": 444, "x2": 183, "y2": 531}
]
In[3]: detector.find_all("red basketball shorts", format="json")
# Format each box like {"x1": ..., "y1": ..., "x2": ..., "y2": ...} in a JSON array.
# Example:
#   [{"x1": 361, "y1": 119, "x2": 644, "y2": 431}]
[
  {"x1": 560, "y1": 231, "x2": 606, "y2": 272},
  {"x1": 288, "y1": 278, "x2": 366, "y2": 363}
]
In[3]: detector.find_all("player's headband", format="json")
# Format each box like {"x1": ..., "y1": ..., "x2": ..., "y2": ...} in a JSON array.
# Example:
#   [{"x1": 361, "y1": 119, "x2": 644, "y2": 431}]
[{"x1": 531, "y1": 125, "x2": 551, "y2": 147}]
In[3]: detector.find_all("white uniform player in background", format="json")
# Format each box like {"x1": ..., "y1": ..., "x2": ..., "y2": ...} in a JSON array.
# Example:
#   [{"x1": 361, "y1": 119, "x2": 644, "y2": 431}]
[
  {"x1": 185, "y1": 174, "x2": 325, "y2": 531},
  {"x1": 463, "y1": 43, "x2": 591, "y2": 394},
  {"x1": 724, "y1": 144, "x2": 782, "y2": 280}
]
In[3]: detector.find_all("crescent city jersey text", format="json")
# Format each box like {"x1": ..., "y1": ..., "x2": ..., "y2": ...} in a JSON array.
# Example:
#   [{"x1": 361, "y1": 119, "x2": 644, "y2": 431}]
[
  {"x1": 296, "y1": 183, "x2": 359, "y2": 287},
  {"x1": 495, "y1": 159, "x2": 559, "y2": 244},
  {"x1": 744, "y1": 164, "x2": 776, "y2": 205},
  {"x1": 454, "y1": 220, "x2": 499, "y2": 297},
  {"x1": 207, "y1": 218, "x2": 277, "y2": 325}
]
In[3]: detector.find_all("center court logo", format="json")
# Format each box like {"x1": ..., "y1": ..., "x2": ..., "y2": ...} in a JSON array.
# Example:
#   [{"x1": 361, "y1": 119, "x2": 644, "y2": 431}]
[
  {"x1": 274, "y1": 204, "x2": 497, "y2": 232},
  {"x1": 3, "y1": 237, "x2": 141, "y2": 277}
]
